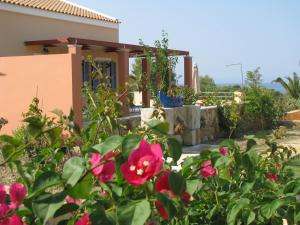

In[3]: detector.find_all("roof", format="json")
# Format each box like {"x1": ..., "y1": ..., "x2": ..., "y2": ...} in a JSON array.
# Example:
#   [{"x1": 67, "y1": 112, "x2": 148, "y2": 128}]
[
  {"x1": 0, "y1": 0, "x2": 119, "y2": 23},
  {"x1": 24, "y1": 37, "x2": 190, "y2": 57}
]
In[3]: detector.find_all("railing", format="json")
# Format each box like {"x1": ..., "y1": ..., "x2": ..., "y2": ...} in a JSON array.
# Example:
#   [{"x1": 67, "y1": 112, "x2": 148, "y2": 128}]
[
  {"x1": 200, "y1": 92, "x2": 235, "y2": 100},
  {"x1": 199, "y1": 91, "x2": 243, "y2": 106}
]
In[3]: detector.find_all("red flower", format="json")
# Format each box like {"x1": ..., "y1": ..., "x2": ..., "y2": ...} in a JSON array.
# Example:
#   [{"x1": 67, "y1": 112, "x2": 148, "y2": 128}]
[
  {"x1": 181, "y1": 192, "x2": 193, "y2": 203},
  {"x1": 155, "y1": 170, "x2": 192, "y2": 203},
  {"x1": 154, "y1": 170, "x2": 175, "y2": 198},
  {"x1": 155, "y1": 201, "x2": 169, "y2": 220},
  {"x1": 219, "y1": 147, "x2": 228, "y2": 156},
  {"x1": 266, "y1": 172, "x2": 278, "y2": 182},
  {"x1": 75, "y1": 213, "x2": 91, "y2": 225},
  {"x1": 90, "y1": 153, "x2": 116, "y2": 183},
  {"x1": 120, "y1": 140, "x2": 163, "y2": 186},
  {"x1": 9, "y1": 183, "x2": 26, "y2": 206},
  {"x1": 200, "y1": 160, "x2": 212, "y2": 168},
  {"x1": 0, "y1": 185, "x2": 6, "y2": 204}
]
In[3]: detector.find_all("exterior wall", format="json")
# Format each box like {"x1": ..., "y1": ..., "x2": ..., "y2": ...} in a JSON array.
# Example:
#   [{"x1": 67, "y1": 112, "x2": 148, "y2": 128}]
[
  {"x1": 0, "y1": 9, "x2": 119, "y2": 57},
  {"x1": 0, "y1": 54, "x2": 74, "y2": 134},
  {"x1": 283, "y1": 110, "x2": 300, "y2": 121}
]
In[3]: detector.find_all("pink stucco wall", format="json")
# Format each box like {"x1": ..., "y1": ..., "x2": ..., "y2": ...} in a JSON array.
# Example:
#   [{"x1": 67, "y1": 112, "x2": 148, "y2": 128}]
[{"x1": 0, "y1": 54, "x2": 74, "y2": 134}]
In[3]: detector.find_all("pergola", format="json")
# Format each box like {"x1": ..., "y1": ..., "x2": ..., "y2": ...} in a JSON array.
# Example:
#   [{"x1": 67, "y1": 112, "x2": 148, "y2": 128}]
[{"x1": 24, "y1": 37, "x2": 193, "y2": 115}]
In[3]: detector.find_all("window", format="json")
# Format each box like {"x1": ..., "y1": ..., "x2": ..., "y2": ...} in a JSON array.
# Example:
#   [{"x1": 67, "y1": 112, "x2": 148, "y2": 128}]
[{"x1": 82, "y1": 59, "x2": 116, "y2": 90}]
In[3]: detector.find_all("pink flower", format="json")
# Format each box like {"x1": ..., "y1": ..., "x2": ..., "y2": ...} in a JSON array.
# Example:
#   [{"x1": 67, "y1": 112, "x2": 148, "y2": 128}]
[
  {"x1": 65, "y1": 196, "x2": 82, "y2": 204},
  {"x1": 5, "y1": 214, "x2": 26, "y2": 225},
  {"x1": 0, "y1": 204, "x2": 10, "y2": 218},
  {"x1": 9, "y1": 183, "x2": 26, "y2": 206},
  {"x1": 75, "y1": 213, "x2": 91, "y2": 225},
  {"x1": 0, "y1": 185, "x2": 6, "y2": 204},
  {"x1": 219, "y1": 147, "x2": 228, "y2": 156},
  {"x1": 155, "y1": 201, "x2": 169, "y2": 220},
  {"x1": 61, "y1": 130, "x2": 71, "y2": 140},
  {"x1": 120, "y1": 140, "x2": 163, "y2": 186},
  {"x1": 266, "y1": 172, "x2": 278, "y2": 182},
  {"x1": 90, "y1": 153, "x2": 116, "y2": 183},
  {"x1": 200, "y1": 160, "x2": 212, "y2": 168},
  {"x1": 200, "y1": 166, "x2": 216, "y2": 179}
]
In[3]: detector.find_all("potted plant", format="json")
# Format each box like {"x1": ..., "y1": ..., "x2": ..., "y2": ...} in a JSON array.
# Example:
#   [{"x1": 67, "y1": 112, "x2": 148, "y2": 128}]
[{"x1": 140, "y1": 31, "x2": 183, "y2": 107}]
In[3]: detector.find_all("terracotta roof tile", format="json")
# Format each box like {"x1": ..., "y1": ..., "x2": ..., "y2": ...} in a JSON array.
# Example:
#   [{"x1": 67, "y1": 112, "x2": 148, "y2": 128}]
[{"x1": 0, "y1": 0, "x2": 119, "y2": 23}]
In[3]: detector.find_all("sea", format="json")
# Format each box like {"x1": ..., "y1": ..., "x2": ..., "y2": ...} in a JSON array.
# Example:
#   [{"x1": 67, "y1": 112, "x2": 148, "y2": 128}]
[{"x1": 217, "y1": 82, "x2": 286, "y2": 93}]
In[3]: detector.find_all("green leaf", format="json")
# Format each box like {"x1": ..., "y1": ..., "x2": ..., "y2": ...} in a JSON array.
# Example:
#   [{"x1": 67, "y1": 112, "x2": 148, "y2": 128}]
[
  {"x1": 167, "y1": 138, "x2": 182, "y2": 162},
  {"x1": 211, "y1": 151, "x2": 229, "y2": 167},
  {"x1": 246, "y1": 139, "x2": 256, "y2": 151},
  {"x1": 54, "y1": 203, "x2": 79, "y2": 218},
  {"x1": 90, "y1": 202, "x2": 112, "y2": 225},
  {"x1": 62, "y1": 157, "x2": 85, "y2": 187},
  {"x1": 227, "y1": 198, "x2": 250, "y2": 225},
  {"x1": 169, "y1": 171, "x2": 186, "y2": 195},
  {"x1": 219, "y1": 139, "x2": 236, "y2": 149},
  {"x1": 29, "y1": 171, "x2": 62, "y2": 198},
  {"x1": 242, "y1": 149, "x2": 258, "y2": 175},
  {"x1": 260, "y1": 199, "x2": 284, "y2": 219},
  {"x1": 218, "y1": 165, "x2": 231, "y2": 182},
  {"x1": 246, "y1": 211, "x2": 255, "y2": 225},
  {"x1": 241, "y1": 182, "x2": 255, "y2": 193},
  {"x1": 46, "y1": 127, "x2": 62, "y2": 145},
  {"x1": 186, "y1": 179, "x2": 201, "y2": 195},
  {"x1": 68, "y1": 174, "x2": 93, "y2": 199},
  {"x1": 111, "y1": 183, "x2": 122, "y2": 197},
  {"x1": 117, "y1": 200, "x2": 151, "y2": 225},
  {"x1": 32, "y1": 192, "x2": 66, "y2": 225},
  {"x1": 122, "y1": 134, "x2": 141, "y2": 157},
  {"x1": 0, "y1": 135, "x2": 22, "y2": 146},
  {"x1": 23, "y1": 116, "x2": 44, "y2": 137},
  {"x1": 92, "y1": 135, "x2": 124, "y2": 155},
  {"x1": 146, "y1": 120, "x2": 169, "y2": 134}
]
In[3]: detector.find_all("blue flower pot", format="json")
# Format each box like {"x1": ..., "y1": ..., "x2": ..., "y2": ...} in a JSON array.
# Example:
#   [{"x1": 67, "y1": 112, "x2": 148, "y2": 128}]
[{"x1": 159, "y1": 91, "x2": 184, "y2": 108}]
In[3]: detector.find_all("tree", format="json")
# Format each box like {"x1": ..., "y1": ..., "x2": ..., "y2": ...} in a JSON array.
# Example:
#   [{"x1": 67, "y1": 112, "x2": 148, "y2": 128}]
[
  {"x1": 200, "y1": 75, "x2": 217, "y2": 92},
  {"x1": 246, "y1": 67, "x2": 262, "y2": 89},
  {"x1": 273, "y1": 73, "x2": 300, "y2": 99}
]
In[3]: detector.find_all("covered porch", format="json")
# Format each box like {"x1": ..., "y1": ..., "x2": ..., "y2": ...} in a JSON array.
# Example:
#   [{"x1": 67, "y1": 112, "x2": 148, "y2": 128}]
[{"x1": 24, "y1": 37, "x2": 193, "y2": 120}]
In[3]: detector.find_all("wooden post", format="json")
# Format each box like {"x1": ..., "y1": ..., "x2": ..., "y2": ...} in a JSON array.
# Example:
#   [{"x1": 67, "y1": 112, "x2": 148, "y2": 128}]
[
  {"x1": 184, "y1": 56, "x2": 192, "y2": 87},
  {"x1": 142, "y1": 58, "x2": 150, "y2": 107},
  {"x1": 117, "y1": 49, "x2": 130, "y2": 116}
]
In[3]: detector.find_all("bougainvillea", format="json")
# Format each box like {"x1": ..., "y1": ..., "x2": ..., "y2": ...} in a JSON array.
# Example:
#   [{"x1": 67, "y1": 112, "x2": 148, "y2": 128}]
[
  {"x1": 0, "y1": 96, "x2": 299, "y2": 225},
  {"x1": 120, "y1": 140, "x2": 163, "y2": 186}
]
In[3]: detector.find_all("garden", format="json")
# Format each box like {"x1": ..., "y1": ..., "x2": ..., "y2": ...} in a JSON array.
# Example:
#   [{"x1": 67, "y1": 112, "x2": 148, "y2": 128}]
[{"x1": 0, "y1": 33, "x2": 300, "y2": 225}]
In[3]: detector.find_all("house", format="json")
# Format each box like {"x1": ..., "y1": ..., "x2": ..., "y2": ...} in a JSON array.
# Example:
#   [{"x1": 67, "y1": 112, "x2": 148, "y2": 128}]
[{"x1": 0, "y1": 0, "x2": 192, "y2": 134}]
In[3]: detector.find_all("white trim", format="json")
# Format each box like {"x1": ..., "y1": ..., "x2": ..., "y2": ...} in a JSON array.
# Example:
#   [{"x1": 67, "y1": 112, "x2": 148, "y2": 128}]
[
  {"x1": 0, "y1": 2, "x2": 119, "y2": 30},
  {"x1": 62, "y1": 0, "x2": 118, "y2": 21}
]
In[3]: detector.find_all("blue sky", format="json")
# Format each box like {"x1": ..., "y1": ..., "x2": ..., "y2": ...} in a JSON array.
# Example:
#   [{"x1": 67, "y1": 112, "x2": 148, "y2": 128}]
[{"x1": 74, "y1": 0, "x2": 300, "y2": 84}]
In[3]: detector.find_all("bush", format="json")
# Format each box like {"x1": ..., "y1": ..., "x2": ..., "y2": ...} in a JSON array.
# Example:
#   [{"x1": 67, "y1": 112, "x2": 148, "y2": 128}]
[
  {"x1": 175, "y1": 86, "x2": 200, "y2": 105},
  {"x1": 0, "y1": 103, "x2": 300, "y2": 224},
  {"x1": 244, "y1": 88, "x2": 286, "y2": 130}
]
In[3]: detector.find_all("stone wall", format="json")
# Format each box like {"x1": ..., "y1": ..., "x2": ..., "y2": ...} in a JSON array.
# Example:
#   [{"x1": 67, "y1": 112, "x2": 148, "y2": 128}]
[
  {"x1": 200, "y1": 106, "x2": 220, "y2": 142},
  {"x1": 141, "y1": 106, "x2": 201, "y2": 146}
]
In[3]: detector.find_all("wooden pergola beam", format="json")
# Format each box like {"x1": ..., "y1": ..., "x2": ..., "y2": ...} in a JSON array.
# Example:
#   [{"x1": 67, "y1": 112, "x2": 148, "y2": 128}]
[{"x1": 24, "y1": 37, "x2": 189, "y2": 57}]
